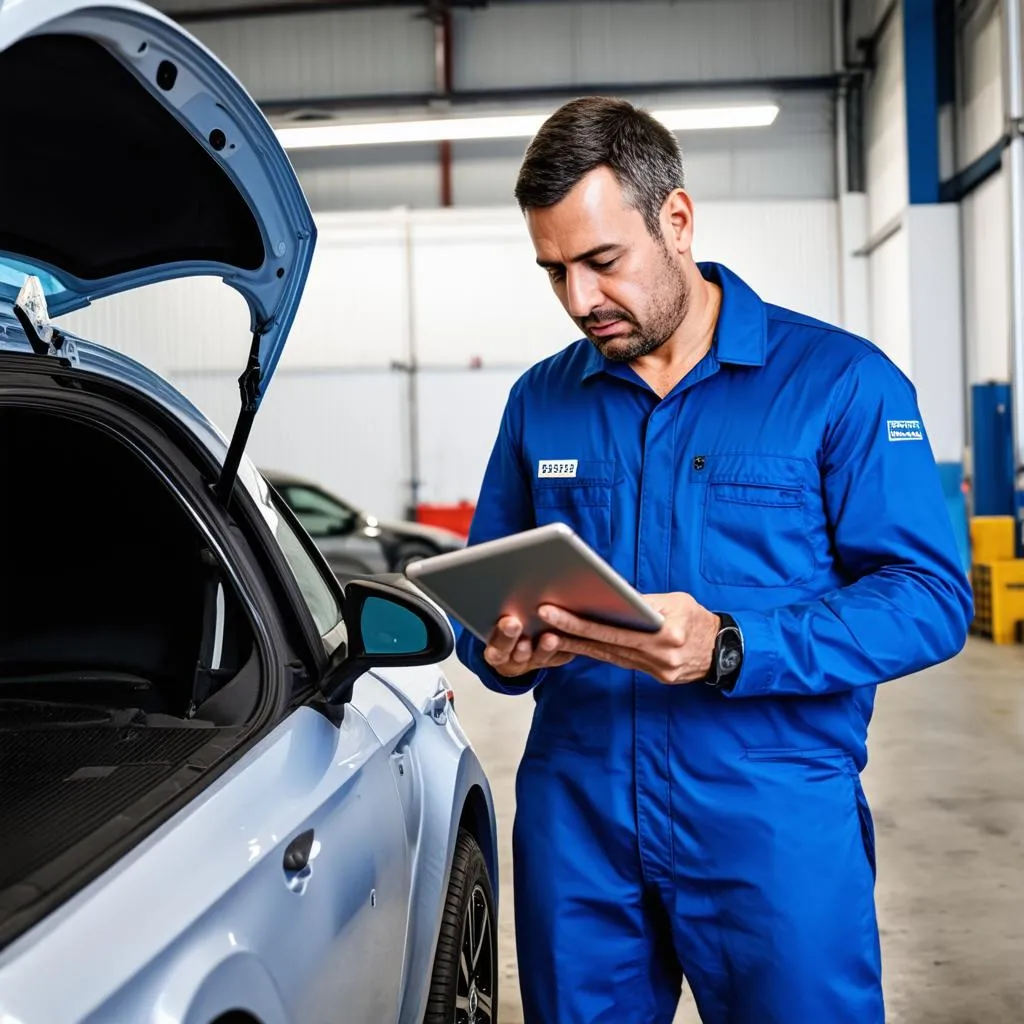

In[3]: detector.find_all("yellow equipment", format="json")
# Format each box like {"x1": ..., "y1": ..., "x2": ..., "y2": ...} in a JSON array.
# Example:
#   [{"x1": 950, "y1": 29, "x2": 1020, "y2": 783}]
[{"x1": 969, "y1": 516, "x2": 1024, "y2": 644}]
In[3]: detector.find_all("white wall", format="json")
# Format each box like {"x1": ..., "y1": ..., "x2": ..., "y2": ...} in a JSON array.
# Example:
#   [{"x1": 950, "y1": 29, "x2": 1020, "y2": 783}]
[
  {"x1": 906, "y1": 205, "x2": 965, "y2": 462},
  {"x1": 865, "y1": 6, "x2": 909, "y2": 237},
  {"x1": 959, "y1": 1, "x2": 1011, "y2": 386},
  {"x1": 863, "y1": 5, "x2": 911, "y2": 375},
  {"x1": 962, "y1": 172, "x2": 1010, "y2": 385},
  {"x1": 856, "y1": 0, "x2": 967, "y2": 469},
  {"x1": 59, "y1": 201, "x2": 840, "y2": 519},
  {"x1": 867, "y1": 225, "x2": 912, "y2": 375}
]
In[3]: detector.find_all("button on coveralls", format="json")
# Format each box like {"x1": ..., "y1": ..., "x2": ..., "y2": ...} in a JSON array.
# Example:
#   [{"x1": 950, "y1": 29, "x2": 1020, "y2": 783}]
[{"x1": 456, "y1": 262, "x2": 973, "y2": 1024}]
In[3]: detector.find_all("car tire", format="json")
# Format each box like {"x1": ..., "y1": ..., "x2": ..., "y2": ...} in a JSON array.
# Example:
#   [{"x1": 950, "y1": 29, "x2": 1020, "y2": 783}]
[
  {"x1": 394, "y1": 541, "x2": 436, "y2": 573},
  {"x1": 424, "y1": 828, "x2": 498, "y2": 1024}
]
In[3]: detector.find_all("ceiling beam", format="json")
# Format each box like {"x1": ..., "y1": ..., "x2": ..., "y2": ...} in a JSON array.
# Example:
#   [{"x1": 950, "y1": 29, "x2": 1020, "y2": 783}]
[
  {"x1": 167, "y1": 1, "x2": 487, "y2": 24},
  {"x1": 263, "y1": 74, "x2": 844, "y2": 121}
]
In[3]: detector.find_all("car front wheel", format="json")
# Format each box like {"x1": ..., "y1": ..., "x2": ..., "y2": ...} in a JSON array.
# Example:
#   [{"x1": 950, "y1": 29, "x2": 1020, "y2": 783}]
[
  {"x1": 424, "y1": 829, "x2": 497, "y2": 1024},
  {"x1": 393, "y1": 541, "x2": 436, "y2": 573}
]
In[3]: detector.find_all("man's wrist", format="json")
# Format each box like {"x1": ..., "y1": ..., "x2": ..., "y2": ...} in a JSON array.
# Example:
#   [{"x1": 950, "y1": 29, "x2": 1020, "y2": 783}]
[{"x1": 702, "y1": 613, "x2": 722, "y2": 678}]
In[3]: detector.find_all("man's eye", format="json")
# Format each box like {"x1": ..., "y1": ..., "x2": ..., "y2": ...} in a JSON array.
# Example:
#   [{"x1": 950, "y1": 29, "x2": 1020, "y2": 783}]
[
  {"x1": 547, "y1": 267, "x2": 565, "y2": 282},
  {"x1": 592, "y1": 259, "x2": 617, "y2": 272}
]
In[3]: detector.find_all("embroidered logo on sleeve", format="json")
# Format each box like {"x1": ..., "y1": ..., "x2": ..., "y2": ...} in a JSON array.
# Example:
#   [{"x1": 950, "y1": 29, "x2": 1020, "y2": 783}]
[
  {"x1": 887, "y1": 419, "x2": 924, "y2": 442},
  {"x1": 538, "y1": 459, "x2": 578, "y2": 478}
]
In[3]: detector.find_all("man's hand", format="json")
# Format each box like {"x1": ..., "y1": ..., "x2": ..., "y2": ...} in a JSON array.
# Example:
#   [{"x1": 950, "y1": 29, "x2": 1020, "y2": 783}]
[
  {"x1": 536, "y1": 593, "x2": 720, "y2": 684},
  {"x1": 482, "y1": 615, "x2": 576, "y2": 678}
]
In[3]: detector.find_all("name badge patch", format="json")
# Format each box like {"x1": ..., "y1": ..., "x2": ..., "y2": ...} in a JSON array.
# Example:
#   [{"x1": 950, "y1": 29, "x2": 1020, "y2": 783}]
[
  {"x1": 887, "y1": 419, "x2": 924, "y2": 442},
  {"x1": 538, "y1": 459, "x2": 578, "y2": 479}
]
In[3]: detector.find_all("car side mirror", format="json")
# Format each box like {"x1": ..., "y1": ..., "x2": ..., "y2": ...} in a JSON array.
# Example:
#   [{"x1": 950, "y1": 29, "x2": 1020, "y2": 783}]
[{"x1": 319, "y1": 576, "x2": 454, "y2": 705}]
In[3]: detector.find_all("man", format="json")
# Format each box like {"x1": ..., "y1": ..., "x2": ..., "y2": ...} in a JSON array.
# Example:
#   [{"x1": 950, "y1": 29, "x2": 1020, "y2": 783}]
[{"x1": 455, "y1": 96, "x2": 972, "y2": 1024}]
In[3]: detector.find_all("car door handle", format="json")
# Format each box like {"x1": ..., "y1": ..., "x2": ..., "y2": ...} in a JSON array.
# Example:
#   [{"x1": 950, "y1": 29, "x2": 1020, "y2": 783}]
[{"x1": 283, "y1": 829, "x2": 315, "y2": 872}]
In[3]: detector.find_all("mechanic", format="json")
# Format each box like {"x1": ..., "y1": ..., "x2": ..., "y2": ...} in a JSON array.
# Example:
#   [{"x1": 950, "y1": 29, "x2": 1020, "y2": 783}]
[{"x1": 455, "y1": 96, "x2": 973, "y2": 1024}]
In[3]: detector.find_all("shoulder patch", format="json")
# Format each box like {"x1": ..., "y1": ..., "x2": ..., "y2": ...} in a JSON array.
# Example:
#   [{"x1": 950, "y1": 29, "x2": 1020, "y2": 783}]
[{"x1": 887, "y1": 419, "x2": 924, "y2": 442}]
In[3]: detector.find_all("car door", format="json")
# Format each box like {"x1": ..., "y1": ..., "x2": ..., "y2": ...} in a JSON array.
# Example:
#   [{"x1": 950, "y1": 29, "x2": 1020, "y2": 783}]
[{"x1": 253, "y1": 504, "x2": 415, "y2": 1022}]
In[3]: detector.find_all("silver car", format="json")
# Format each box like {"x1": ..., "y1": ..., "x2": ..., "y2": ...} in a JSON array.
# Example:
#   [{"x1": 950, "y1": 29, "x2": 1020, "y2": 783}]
[
  {"x1": 264, "y1": 471, "x2": 467, "y2": 579},
  {"x1": 0, "y1": 2, "x2": 497, "y2": 1022}
]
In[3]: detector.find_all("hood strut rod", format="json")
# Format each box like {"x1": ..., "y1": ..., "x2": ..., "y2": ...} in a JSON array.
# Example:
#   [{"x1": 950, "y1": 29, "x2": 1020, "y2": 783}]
[{"x1": 215, "y1": 327, "x2": 263, "y2": 506}]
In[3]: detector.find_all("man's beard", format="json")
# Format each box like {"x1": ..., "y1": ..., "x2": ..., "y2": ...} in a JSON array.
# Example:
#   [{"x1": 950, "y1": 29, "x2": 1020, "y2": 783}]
[{"x1": 580, "y1": 248, "x2": 691, "y2": 363}]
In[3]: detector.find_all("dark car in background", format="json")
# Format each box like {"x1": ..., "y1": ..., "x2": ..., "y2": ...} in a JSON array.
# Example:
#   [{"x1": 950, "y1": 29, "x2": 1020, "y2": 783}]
[{"x1": 265, "y1": 471, "x2": 466, "y2": 579}]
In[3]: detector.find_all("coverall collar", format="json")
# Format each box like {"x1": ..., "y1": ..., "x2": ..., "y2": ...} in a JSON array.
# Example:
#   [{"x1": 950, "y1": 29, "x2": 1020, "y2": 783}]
[{"x1": 579, "y1": 260, "x2": 767, "y2": 383}]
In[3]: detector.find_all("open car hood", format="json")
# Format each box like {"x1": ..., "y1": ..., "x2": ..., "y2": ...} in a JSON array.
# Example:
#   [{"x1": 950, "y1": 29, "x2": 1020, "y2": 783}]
[{"x1": 0, "y1": 0, "x2": 316, "y2": 411}]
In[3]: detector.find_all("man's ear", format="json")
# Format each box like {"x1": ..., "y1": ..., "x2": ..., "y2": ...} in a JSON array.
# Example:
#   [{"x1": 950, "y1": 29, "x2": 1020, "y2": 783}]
[{"x1": 661, "y1": 189, "x2": 694, "y2": 256}]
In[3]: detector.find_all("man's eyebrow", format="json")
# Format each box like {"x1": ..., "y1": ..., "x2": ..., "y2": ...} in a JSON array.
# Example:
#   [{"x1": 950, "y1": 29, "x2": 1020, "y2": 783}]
[{"x1": 536, "y1": 243, "x2": 623, "y2": 269}]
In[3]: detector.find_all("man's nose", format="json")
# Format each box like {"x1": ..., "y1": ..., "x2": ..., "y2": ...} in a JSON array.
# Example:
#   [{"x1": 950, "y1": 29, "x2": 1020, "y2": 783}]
[{"x1": 564, "y1": 267, "x2": 603, "y2": 319}]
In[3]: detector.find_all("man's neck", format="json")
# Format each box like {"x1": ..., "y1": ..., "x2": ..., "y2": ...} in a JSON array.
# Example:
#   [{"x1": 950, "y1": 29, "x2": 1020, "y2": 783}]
[{"x1": 631, "y1": 275, "x2": 722, "y2": 399}]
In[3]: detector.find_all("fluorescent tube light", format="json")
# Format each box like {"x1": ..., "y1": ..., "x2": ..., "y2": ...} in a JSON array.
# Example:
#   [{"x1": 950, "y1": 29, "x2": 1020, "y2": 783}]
[{"x1": 274, "y1": 103, "x2": 779, "y2": 150}]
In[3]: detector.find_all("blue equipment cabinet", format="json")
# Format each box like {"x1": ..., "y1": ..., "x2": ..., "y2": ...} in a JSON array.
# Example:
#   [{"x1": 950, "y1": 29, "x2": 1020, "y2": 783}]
[{"x1": 971, "y1": 382, "x2": 1015, "y2": 517}]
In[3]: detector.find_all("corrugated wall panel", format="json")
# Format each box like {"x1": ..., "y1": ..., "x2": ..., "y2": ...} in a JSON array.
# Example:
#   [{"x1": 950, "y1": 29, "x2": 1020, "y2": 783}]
[
  {"x1": 453, "y1": 0, "x2": 833, "y2": 91},
  {"x1": 178, "y1": 368, "x2": 412, "y2": 519},
  {"x1": 959, "y1": 2, "x2": 1004, "y2": 168},
  {"x1": 692, "y1": 200, "x2": 839, "y2": 323},
  {"x1": 188, "y1": 8, "x2": 434, "y2": 102},
  {"x1": 416, "y1": 369, "x2": 523, "y2": 507},
  {"x1": 165, "y1": 0, "x2": 837, "y2": 210},
  {"x1": 291, "y1": 147, "x2": 441, "y2": 213},
  {"x1": 962, "y1": 171, "x2": 1010, "y2": 384},
  {"x1": 864, "y1": 8, "x2": 907, "y2": 235},
  {"x1": 178, "y1": 0, "x2": 832, "y2": 103},
  {"x1": 861, "y1": 3, "x2": 911, "y2": 381},
  {"x1": 959, "y1": 3, "x2": 1011, "y2": 388},
  {"x1": 868, "y1": 232, "x2": 912, "y2": 376},
  {"x1": 57, "y1": 276, "x2": 252, "y2": 380},
  {"x1": 450, "y1": 93, "x2": 836, "y2": 207}
]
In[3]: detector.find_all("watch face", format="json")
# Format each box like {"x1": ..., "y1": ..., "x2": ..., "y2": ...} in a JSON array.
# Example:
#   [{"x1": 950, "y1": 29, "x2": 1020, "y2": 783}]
[{"x1": 719, "y1": 647, "x2": 742, "y2": 674}]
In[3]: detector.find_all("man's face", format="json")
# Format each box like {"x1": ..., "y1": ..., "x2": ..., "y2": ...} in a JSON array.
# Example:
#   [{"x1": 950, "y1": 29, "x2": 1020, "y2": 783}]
[{"x1": 526, "y1": 166, "x2": 690, "y2": 362}]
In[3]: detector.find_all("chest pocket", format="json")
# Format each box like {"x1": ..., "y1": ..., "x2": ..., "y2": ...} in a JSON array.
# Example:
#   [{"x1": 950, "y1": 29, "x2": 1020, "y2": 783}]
[
  {"x1": 532, "y1": 459, "x2": 614, "y2": 550},
  {"x1": 697, "y1": 453, "x2": 813, "y2": 588}
]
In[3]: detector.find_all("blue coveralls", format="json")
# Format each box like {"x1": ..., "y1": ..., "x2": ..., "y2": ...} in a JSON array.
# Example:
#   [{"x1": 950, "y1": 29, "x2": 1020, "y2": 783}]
[{"x1": 456, "y1": 262, "x2": 973, "y2": 1024}]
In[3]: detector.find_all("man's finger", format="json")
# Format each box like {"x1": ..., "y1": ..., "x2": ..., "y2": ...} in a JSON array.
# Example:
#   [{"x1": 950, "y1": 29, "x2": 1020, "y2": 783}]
[
  {"x1": 553, "y1": 637, "x2": 645, "y2": 672},
  {"x1": 484, "y1": 616, "x2": 523, "y2": 663},
  {"x1": 537, "y1": 604, "x2": 637, "y2": 647},
  {"x1": 530, "y1": 631, "x2": 563, "y2": 667},
  {"x1": 510, "y1": 637, "x2": 534, "y2": 663}
]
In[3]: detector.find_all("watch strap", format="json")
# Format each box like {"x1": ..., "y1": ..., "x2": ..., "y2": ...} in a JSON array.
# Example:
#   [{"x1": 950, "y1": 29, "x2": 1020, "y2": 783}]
[{"x1": 705, "y1": 612, "x2": 743, "y2": 690}]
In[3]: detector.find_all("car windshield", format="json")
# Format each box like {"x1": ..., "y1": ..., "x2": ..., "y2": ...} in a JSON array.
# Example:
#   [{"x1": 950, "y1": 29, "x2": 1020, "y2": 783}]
[
  {"x1": 0, "y1": 255, "x2": 68, "y2": 300},
  {"x1": 279, "y1": 485, "x2": 358, "y2": 538}
]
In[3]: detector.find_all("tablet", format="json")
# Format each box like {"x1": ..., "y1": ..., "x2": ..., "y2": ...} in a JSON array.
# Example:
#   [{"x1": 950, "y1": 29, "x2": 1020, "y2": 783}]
[{"x1": 403, "y1": 521, "x2": 664, "y2": 643}]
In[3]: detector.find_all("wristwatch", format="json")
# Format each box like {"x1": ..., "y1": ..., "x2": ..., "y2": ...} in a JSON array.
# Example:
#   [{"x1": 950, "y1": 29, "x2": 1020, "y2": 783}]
[{"x1": 704, "y1": 612, "x2": 744, "y2": 691}]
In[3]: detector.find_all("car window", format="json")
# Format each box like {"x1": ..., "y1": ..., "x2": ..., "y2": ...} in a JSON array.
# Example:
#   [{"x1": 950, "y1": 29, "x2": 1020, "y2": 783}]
[
  {"x1": 268, "y1": 495, "x2": 343, "y2": 637},
  {"x1": 280, "y1": 485, "x2": 357, "y2": 538}
]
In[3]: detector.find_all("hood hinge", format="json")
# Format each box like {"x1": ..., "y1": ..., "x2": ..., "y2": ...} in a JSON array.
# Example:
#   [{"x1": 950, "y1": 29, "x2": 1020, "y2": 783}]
[{"x1": 11, "y1": 276, "x2": 78, "y2": 366}]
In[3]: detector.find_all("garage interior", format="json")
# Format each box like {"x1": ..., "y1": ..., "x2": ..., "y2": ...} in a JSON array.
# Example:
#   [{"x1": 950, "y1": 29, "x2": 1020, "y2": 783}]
[{"x1": 50, "y1": 0, "x2": 1024, "y2": 1020}]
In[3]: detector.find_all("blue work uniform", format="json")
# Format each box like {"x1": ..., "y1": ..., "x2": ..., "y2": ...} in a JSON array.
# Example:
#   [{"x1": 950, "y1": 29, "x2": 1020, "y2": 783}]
[{"x1": 456, "y1": 262, "x2": 972, "y2": 1024}]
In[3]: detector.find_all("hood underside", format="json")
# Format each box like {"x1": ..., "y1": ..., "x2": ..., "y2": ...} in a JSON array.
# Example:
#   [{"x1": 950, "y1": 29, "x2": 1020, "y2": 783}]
[
  {"x1": 0, "y1": 0, "x2": 317, "y2": 413},
  {"x1": 0, "y1": 33, "x2": 265, "y2": 285}
]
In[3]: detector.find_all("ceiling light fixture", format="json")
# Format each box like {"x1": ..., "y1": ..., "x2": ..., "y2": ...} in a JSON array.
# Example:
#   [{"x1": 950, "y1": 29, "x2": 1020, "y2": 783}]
[{"x1": 274, "y1": 103, "x2": 780, "y2": 150}]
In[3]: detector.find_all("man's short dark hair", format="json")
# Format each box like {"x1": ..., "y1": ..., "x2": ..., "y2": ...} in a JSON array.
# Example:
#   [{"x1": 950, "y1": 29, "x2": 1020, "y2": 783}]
[{"x1": 514, "y1": 96, "x2": 686, "y2": 238}]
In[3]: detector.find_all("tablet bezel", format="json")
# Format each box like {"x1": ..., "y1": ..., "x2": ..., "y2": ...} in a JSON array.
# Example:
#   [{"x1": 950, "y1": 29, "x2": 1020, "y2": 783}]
[{"x1": 403, "y1": 522, "x2": 664, "y2": 643}]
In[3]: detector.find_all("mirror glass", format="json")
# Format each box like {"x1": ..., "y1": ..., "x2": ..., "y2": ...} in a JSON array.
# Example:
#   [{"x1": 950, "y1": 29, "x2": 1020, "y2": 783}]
[{"x1": 360, "y1": 596, "x2": 429, "y2": 656}]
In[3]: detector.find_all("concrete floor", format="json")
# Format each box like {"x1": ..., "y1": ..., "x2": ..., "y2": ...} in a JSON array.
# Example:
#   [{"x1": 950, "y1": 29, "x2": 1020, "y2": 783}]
[{"x1": 445, "y1": 636, "x2": 1024, "y2": 1024}]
